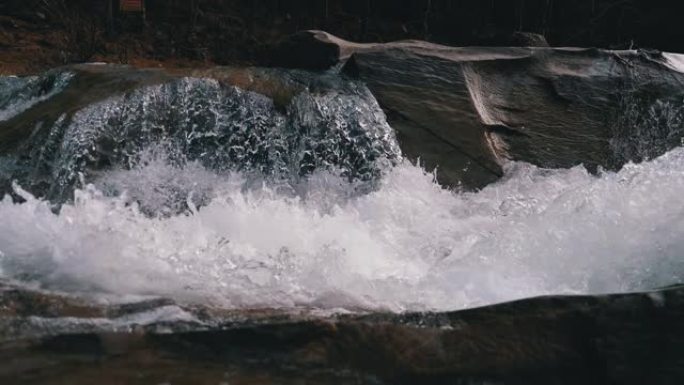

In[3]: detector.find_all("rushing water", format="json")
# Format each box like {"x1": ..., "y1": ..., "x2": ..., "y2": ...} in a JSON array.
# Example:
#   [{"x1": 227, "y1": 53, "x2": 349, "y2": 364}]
[
  {"x1": 0, "y1": 67, "x2": 683, "y2": 314},
  {"x1": 0, "y1": 72, "x2": 74, "y2": 122},
  {"x1": 2, "y1": 150, "x2": 684, "y2": 312}
]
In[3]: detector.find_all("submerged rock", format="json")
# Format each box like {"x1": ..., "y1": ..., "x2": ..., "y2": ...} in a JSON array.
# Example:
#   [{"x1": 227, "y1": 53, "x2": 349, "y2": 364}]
[
  {"x1": 0, "y1": 64, "x2": 400, "y2": 205},
  {"x1": 1, "y1": 282, "x2": 683, "y2": 384},
  {"x1": 277, "y1": 31, "x2": 684, "y2": 189}
]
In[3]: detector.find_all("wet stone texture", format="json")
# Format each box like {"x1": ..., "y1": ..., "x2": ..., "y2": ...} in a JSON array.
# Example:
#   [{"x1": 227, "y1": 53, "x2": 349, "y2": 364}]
[
  {"x1": 276, "y1": 31, "x2": 684, "y2": 190},
  {"x1": 1, "y1": 282, "x2": 683, "y2": 385},
  {"x1": 0, "y1": 65, "x2": 401, "y2": 204}
]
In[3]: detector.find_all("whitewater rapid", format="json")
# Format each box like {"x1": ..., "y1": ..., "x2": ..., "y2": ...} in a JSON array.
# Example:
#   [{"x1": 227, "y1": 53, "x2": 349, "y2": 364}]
[{"x1": 1, "y1": 147, "x2": 683, "y2": 313}]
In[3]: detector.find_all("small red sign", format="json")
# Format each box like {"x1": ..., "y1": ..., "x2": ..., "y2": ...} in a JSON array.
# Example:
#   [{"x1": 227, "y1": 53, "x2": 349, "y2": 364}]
[{"x1": 120, "y1": 0, "x2": 143, "y2": 12}]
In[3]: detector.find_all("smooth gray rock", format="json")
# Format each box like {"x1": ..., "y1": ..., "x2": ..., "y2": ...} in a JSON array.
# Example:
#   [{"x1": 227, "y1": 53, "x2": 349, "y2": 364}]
[{"x1": 279, "y1": 31, "x2": 684, "y2": 189}]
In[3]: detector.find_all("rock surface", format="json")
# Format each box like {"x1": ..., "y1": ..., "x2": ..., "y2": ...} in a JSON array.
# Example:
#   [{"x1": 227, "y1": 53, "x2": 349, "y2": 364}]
[
  {"x1": 277, "y1": 31, "x2": 684, "y2": 189},
  {"x1": 1, "y1": 281, "x2": 683, "y2": 384},
  {"x1": 0, "y1": 64, "x2": 401, "y2": 204}
]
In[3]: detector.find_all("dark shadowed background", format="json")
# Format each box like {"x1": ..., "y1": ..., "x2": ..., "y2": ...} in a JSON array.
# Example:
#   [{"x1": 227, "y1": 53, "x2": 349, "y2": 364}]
[{"x1": 0, "y1": 0, "x2": 682, "y2": 73}]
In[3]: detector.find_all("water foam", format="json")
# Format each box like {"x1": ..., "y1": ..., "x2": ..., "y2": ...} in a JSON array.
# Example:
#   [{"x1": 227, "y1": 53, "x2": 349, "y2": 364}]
[
  {"x1": 1, "y1": 147, "x2": 684, "y2": 313},
  {"x1": 0, "y1": 72, "x2": 74, "y2": 122}
]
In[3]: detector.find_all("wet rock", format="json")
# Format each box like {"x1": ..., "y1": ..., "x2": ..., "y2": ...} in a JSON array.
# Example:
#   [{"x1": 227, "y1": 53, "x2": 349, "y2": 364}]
[
  {"x1": 1, "y1": 283, "x2": 683, "y2": 384},
  {"x1": 0, "y1": 64, "x2": 400, "y2": 205},
  {"x1": 350, "y1": 43, "x2": 684, "y2": 189},
  {"x1": 278, "y1": 31, "x2": 684, "y2": 189}
]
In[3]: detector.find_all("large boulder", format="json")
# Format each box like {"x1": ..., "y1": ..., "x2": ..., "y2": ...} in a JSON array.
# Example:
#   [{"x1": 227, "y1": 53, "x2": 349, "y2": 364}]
[{"x1": 276, "y1": 31, "x2": 684, "y2": 190}]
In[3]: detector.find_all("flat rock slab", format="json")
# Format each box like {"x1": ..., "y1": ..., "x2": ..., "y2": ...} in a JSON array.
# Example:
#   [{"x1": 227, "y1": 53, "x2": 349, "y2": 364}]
[
  {"x1": 1, "y1": 282, "x2": 683, "y2": 384},
  {"x1": 276, "y1": 31, "x2": 684, "y2": 189}
]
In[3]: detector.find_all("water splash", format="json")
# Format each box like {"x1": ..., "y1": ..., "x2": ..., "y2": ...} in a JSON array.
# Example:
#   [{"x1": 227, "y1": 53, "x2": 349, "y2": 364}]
[
  {"x1": 2, "y1": 67, "x2": 684, "y2": 313},
  {"x1": 0, "y1": 71, "x2": 74, "y2": 122},
  {"x1": 0, "y1": 72, "x2": 400, "y2": 202},
  {"x1": 1, "y1": 147, "x2": 683, "y2": 312},
  {"x1": 611, "y1": 94, "x2": 684, "y2": 164}
]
